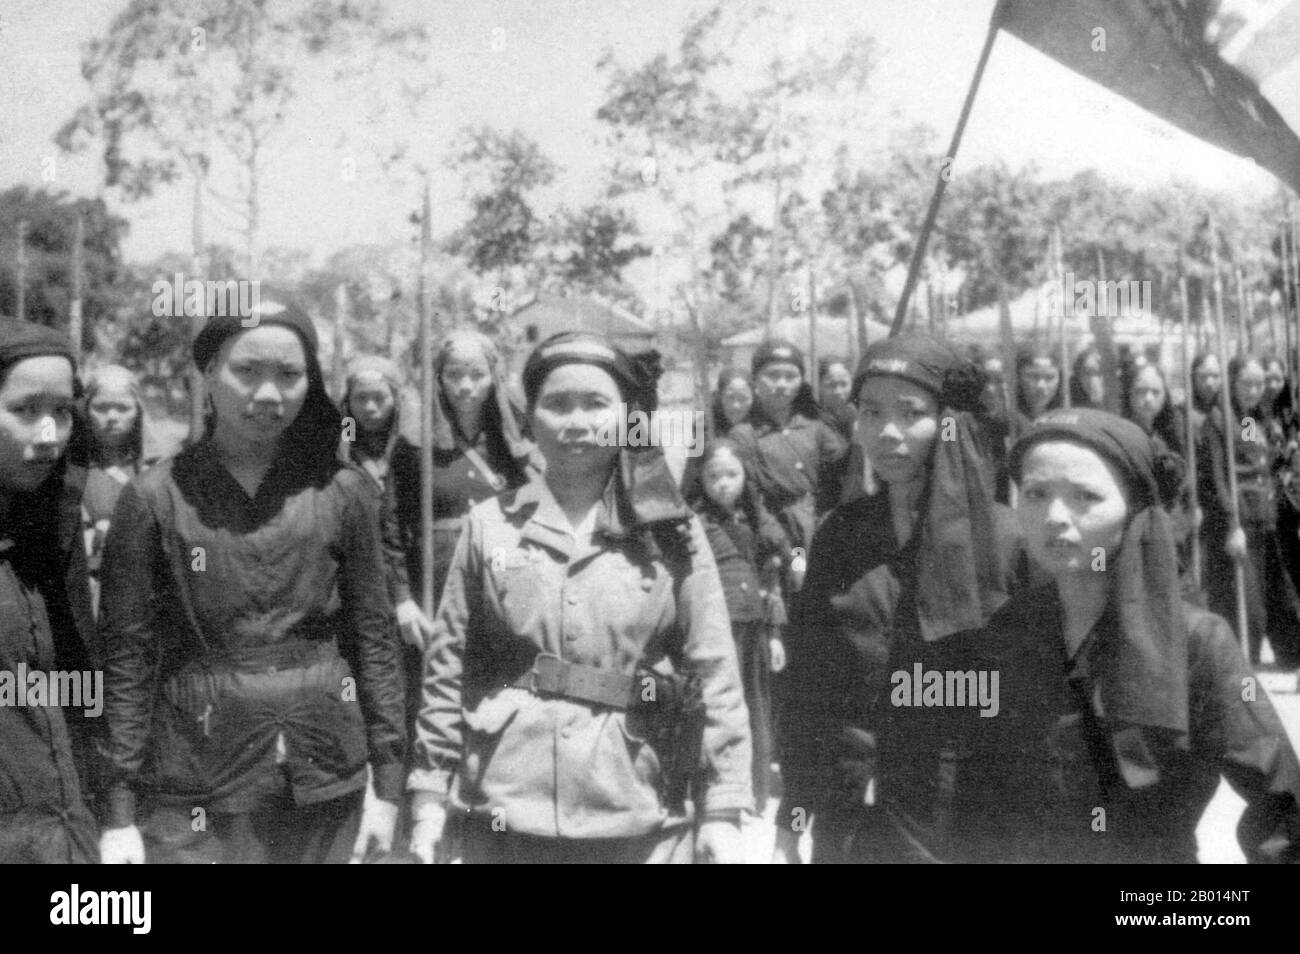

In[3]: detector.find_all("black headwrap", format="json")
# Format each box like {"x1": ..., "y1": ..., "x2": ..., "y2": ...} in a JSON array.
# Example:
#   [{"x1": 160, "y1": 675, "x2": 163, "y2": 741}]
[
  {"x1": 191, "y1": 289, "x2": 341, "y2": 474},
  {"x1": 750, "y1": 338, "x2": 820, "y2": 421},
  {"x1": 855, "y1": 334, "x2": 1004, "y2": 642},
  {"x1": 0, "y1": 316, "x2": 76, "y2": 382},
  {"x1": 1009, "y1": 408, "x2": 1190, "y2": 751},
  {"x1": 521, "y1": 331, "x2": 690, "y2": 528},
  {"x1": 0, "y1": 316, "x2": 88, "y2": 468}
]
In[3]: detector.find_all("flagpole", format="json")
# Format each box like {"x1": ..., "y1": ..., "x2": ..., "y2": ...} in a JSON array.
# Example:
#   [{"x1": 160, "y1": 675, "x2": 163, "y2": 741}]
[
  {"x1": 890, "y1": 0, "x2": 1004, "y2": 336},
  {"x1": 1209, "y1": 216, "x2": 1250, "y2": 660},
  {"x1": 418, "y1": 177, "x2": 436, "y2": 618}
]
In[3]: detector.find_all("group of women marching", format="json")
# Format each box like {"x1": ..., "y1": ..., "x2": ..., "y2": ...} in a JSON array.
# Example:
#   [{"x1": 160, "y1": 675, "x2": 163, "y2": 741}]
[{"x1": 3, "y1": 294, "x2": 1300, "y2": 863}]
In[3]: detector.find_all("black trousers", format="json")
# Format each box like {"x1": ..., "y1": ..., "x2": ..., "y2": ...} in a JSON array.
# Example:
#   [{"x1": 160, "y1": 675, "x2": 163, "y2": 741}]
[{"x1": 140, "y1": 789, "x2": 363, "y2": 864}]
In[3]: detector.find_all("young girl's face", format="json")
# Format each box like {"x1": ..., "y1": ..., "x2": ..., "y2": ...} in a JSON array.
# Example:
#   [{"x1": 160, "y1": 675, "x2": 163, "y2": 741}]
[
  {"x1": 88, "y1": 380, "x2": 139, "y2": 451},
  {"x1": 702, "y1": 448, "x2": 745, "y2": 510},
  {"x1": 820, "y1": 363, "x2": 853, "y2": 409}
]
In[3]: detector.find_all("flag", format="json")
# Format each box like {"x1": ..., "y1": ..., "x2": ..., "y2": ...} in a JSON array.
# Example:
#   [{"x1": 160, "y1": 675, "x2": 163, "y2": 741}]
[{"x1": 998, "y1": 0, "x2": 1300, "y2": 194}]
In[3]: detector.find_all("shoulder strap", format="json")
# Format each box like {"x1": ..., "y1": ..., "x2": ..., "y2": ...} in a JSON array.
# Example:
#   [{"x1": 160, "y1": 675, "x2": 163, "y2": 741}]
[{"x1": 461, "y1": 442, "x2": 506, "y2": 492}]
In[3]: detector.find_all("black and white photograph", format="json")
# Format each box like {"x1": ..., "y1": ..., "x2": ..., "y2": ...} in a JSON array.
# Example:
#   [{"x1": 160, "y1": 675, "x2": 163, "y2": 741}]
[{"x1": 2, "y1": 0, "x2": 1300, "y2": 893}]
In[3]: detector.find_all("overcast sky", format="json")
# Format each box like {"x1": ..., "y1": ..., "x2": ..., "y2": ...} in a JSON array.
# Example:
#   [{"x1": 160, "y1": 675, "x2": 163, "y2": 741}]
[{"x1": 0, "y1": 0, "x2": 1282, "y2": 280}]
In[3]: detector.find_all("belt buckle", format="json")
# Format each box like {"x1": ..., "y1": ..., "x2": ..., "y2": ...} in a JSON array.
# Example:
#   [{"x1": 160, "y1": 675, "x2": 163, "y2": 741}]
[{"x1": 530, "y1": 653, "x2": 566, "y2": 696}]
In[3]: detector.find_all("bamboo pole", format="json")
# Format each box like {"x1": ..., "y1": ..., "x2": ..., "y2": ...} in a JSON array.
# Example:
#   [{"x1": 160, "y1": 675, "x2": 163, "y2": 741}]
[
  {"x1": 69, "y1": 212, "x2": 84, "y2": 365},
  {"x1": 1178, "y1": 268, "x2": 1201, "y2": 592},
  {"x1": 418, "y1": 177, "x2": 436, "y2": 618},
  {"x1": 188, "y1": 174, "x2": 206, "y2": 443},
  {"x1": 15, "y1": 219, "x2": 27, "y2": 323},
  {"x1": 1209, "y1": 217, "x2": 1250, "y2": 660}
]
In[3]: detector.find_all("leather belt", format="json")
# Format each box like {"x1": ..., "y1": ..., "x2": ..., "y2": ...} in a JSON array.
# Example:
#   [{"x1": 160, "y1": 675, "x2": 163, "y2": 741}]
[{"x1": 510, "y1": 653, "x2": 637, "y2": 710}]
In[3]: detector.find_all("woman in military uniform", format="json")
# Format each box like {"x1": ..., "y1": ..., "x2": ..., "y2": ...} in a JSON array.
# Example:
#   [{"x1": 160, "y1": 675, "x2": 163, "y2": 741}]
[{"x1": 407, "y1": 331, "x2": 753, "y2": 864}]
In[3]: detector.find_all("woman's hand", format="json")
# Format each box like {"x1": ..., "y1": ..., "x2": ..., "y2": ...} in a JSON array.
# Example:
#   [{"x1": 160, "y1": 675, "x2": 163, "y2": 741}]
[
  {"x1": 1226, "y1": 527, "x2": 1247, "y2": 560},
  {"x1": 409, "y1": 793, "x2": 449, "y2": 864},
  {"x1": 350, "y1": 772, "x2": 399, "y2": 862},
  {"x1": 772, "y1": 826, "x2": 802, "y2": 864},
  {"x1": 769, "y1": 637, "x2": 786, "y2": 673},
  {"x1": 696, "y1": 818, "x2": 744, "y2": 864},
  {"x1": 99, "y1": 825, "x2": 146, "y2": 864},
  {"x1": 396, "y1": 599, "x2": 435, "y2": 649}
]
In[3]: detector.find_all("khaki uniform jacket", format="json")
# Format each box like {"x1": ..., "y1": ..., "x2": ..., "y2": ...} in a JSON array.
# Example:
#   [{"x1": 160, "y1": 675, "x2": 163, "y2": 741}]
[{"x1": 408, "y1": 477, "x2": 753, "y2": 838}]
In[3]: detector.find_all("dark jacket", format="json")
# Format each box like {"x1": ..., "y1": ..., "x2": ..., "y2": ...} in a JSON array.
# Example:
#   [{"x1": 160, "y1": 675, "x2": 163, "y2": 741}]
[
  {"x1": 98, "y1": 441, "x2": 407, "y2": 824},
  {"x1": 694, "y1": 497, "x2": 786, "y2": 625},
  {"x1": 779, "y1": 487, "x2": 1028, "y2": 860},
  {"x1": 383, "y1": 430, "x2": 539, "y2": 607},
  {"x1": 962, "y1": 587, "x2": 1300, "y2": 863},
  {"x1": 728, "y1": 410, "x2": 848, "y2": 562},
  {"x1": 0, "y1": 463, "x2": 99, "y2": 862}
]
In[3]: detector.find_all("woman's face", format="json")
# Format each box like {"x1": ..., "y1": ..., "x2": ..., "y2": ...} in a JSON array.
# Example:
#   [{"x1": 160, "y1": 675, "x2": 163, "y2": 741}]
[
  {"x1": 1128, "y1": 365, "x2": 1165, "y2": 430},
  {"x1": 440, "y1": 350, "x2": 492, "y2": 419},
  {"x1": 531, "y1": 363, "x2": 622, "y2": 478},
  {"x1": 1193, "y1": 356, "x2": 1221, "y2": 405},
  {"x1": 0, "y1": 356, "x2": 75, "y2": 494},
  {"x1": 1017, "y1": 441, "x2": 1129, "y2": 579},
  {"x1": 702, "y1": 447, "x2": 745, "y2": 510},
  {"x1": 1020, "y1": 357, "x2": 1060, "y2": 416},
  {"x1": 856, "y1": 375, "x2": 939, "y2": 487},
  {"x1": 88, "y1": 380, "x2": 139, "y2": 451},
  {"x1": 205, "y1": 325, "x2": 309, "y2": 448},
  {"x1": 1233, "y1": 360, "x2": 1266, "y2": 413},
  {"x1": 720, "y1": 378, "x2": 753, "y2": 426},
  {"x1": 1079, "y1": 355, "x2": 1104, "y2": 406},
  {"x1": 754, "y1": 361, "x2": 802, "y2": 418},
  {"x1": 348, "y1": 372, "x2": 396, "y2": 435},
  {"x1": 1263, "y1": 361, "x2": 1285, "y2": 405},
  {"x1": 820, "y1": 363, "x2": 853, "y2": 410}
]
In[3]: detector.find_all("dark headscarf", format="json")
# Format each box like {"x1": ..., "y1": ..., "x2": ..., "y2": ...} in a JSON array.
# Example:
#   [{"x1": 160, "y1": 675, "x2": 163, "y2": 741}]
[
  {"x1": 340, "y1": 355, "x2": 420, "y2": 454},
  {"x1": 522, "y1": 331, "x2": 690, "y2": 530},
  {"x1": 1070, "y1": 346, "x2": 1104, "y2": 408},
  {"x1": 854, "y1": 334, "x2": 1004, "y2": 642},
  {"x1": 0, "y1": 318, "x2": 87, "y2": 628},
  {"x1": 0, "y1": 316, "x2": 87, "y2": 469},
  {"x1": 1009, "y1": 408, "x2": 1190, "y2": 750},
  {"x1": 1015, "y1": 344, "x2": 1063, "y2": 417},
  {"x1": 433, "y1": 330, "x2": 532, "y2": 460},
  {"x1": 192, "y1": 289, "x2": 341, "y2": 475},
  {"x1": 1190, "y1": 352, "x2": 1221, "y2": 416},
  {"x1": 1119, "y1": 360, "x2": 1184, "y2": 457},
  {"x1": 750, "y1": 338, "x2": 819, "y2": 421}
]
